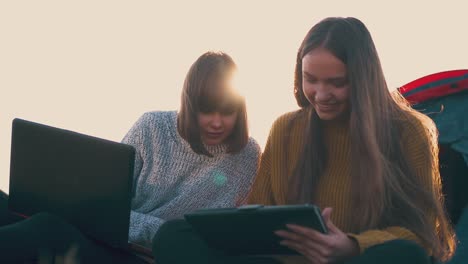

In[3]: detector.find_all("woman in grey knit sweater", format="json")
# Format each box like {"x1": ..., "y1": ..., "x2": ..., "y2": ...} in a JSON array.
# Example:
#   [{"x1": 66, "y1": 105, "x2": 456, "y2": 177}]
[
  {"x1": 125, "y1": 51, "x2": 261, "y2": 248},
  {"x1": 0, "y1": 51, "x2": 260, "y2": 263}
]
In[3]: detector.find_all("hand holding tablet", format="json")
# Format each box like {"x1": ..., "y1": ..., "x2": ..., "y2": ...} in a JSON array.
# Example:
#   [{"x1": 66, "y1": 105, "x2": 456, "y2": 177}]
[{"x1": 184, "y1": 204, "x2": 328, "y2": 255}]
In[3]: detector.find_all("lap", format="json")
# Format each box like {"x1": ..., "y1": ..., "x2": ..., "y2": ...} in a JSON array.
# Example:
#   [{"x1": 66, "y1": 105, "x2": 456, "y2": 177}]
[
  {"x1": 153, "y1": 219, "x2": 281, "y2": 264},
  {"x1": 0, "y1": 209, "x2": 143, "y2": 264},
  {"x1": 154, "y1": 220, "x2": 430, "y2": 264}
]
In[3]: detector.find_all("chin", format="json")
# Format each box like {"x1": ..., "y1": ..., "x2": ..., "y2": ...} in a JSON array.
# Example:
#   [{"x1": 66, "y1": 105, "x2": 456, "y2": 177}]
[
  {"x1": 204, "y1": 139, "x2": 224, "y2": 146},
  {"x1": 316, "y1": 112, "x2": 339, "y2": 121},
  {"x1": 316, "y1": 108, "x2": 349, "y2": 121}
]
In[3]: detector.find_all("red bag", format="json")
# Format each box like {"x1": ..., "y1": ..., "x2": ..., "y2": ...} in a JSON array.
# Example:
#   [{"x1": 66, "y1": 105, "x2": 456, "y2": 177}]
[{"x1": 399, "y1": 69, "x2": 468, "y2": 105}]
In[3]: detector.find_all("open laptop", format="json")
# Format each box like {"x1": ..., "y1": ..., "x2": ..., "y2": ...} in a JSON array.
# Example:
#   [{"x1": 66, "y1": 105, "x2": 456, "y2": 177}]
[{"x1": 8, "y1": 118, "x2": 135, "y2": 248}]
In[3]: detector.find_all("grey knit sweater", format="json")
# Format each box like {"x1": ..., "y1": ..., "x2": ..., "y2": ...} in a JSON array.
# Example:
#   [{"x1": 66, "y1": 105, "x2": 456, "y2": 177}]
[{"x1": 121, "y1": 111, "x2": 261, "y2": 247}]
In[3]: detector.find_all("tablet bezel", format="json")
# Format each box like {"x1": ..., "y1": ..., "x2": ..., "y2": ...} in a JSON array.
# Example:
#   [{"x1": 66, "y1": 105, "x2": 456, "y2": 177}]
[{"x1": 184, "y1": 204, "x2": 328, "y2": 256}]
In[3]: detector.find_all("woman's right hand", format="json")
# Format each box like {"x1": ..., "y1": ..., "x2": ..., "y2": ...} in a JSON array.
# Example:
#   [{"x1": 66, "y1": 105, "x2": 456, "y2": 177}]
[{"x1": 275, "y1": 207, "x2": 359, "y2": 264}]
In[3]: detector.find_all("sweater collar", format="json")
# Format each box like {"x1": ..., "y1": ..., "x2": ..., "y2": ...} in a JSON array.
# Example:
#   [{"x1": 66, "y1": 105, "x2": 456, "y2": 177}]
[
  {"x1": 321, "y1": 113, "x2": 350, "y2": 132},
  {"x1": 170, "y1": 111, "x2": 227, "y2": 157}
]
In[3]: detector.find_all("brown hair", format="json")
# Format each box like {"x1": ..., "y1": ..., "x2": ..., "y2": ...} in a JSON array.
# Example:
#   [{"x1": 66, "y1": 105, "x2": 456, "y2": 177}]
[
  {"x1": 289, "y1": 17, "x2": 455, "y2": 261},
  {"x1": 178, "y1": 51, "x2": 248, "y2": 156}
]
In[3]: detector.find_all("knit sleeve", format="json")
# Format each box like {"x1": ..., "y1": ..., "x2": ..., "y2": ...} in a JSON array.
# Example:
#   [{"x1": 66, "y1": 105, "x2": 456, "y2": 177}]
[
  {"x1": 235, "y1": 138, "x2": 262, "y2": 206},
  {"x1": 348, "y1": 227, "x2": 423, "y2": 254},
  {"x1": 129, "y1": 211, "x2": 166, "y2": 248},
  {"x1": 349, "y1": 117, "x2": 437, "y2": 254},
  {"x1": 121, "y1": 113, "x2": 151, "y2": 197},
  {"x1": 122, "y1": 112, "x2": 169, "y2": 248}
]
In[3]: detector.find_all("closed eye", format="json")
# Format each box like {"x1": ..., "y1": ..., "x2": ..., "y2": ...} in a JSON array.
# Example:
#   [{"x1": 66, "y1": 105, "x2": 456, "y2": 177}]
[
  {"x1": 304, "y1": 76, "x2": 318, "y2": 84},
  {"x1": 329, "y1": 78, "x2": 348, "y2": 88}
]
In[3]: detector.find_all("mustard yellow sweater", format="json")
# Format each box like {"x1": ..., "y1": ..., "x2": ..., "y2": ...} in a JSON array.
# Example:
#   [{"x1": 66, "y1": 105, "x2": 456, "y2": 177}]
[{"x1": 247, "y1": 110, "x2": 436, "y2": 263}]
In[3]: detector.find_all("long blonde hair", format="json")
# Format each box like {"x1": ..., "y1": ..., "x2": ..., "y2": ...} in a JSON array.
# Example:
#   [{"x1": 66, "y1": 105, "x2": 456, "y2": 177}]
[{"x1": 289, "y1": 17, "x2": 455, "y2": 261}]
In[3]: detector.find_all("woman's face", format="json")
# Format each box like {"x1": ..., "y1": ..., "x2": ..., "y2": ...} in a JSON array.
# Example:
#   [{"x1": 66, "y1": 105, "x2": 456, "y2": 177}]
[
  {"x1": 302, "y1": 48, "x2": 350, "y2": 121},
  {"x1": 197, "y1": 111, "x2": 237, "y2": 146}
]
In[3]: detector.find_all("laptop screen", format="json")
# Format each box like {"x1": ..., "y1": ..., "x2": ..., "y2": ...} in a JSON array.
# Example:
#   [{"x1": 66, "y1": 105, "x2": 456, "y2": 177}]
[{"x1": 9, "y1": 118, "x2": 135, "y2": 247}]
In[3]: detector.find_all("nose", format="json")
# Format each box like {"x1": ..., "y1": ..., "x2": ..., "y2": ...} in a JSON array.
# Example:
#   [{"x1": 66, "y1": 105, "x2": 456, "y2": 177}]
[
  {"x1": 210, "y1": 112, "x2": 223, "y2": 129},
  {"x1": 314, "y1": 84, "x2": 332, "y2": 102}
]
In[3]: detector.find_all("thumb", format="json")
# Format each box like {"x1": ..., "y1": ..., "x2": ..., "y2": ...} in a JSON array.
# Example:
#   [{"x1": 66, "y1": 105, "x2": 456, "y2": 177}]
[
  {"x1": 321, "y1": 207, "x2": 337, "y2": 232},
  {"x1": 322, "y1": 207, "x2": 332, "y2": 222}
]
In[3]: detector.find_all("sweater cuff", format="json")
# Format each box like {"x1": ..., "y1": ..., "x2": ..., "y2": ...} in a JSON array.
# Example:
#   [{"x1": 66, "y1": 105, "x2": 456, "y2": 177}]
[{"x1": 347, "y1": 231, "x2": 398, "y2": 254}]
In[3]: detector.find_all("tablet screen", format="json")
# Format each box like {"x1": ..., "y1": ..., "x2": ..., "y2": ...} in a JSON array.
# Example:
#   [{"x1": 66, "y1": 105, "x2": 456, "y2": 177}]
[{"x1": 185, "y1": 204, "x2": 327, "y2": 255}]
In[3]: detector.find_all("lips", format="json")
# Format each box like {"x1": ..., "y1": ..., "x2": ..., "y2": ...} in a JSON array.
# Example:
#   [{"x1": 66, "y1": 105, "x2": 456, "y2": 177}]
[
  {"x1": 316, "y1": 103, "x2": 338, "y2": 112},
  {"x1": 206, "y1": 131, "x2": 224, "y2": 138}
]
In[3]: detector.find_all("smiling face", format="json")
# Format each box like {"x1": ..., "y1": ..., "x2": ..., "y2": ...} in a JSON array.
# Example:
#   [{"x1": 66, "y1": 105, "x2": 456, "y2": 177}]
[{"x1": 302, "y1": 48, "x2": 350, "y2": 121}]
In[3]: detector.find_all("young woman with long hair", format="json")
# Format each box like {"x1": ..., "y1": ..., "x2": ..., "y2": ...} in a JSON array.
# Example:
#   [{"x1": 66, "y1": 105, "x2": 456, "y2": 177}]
[{"x1": 152, "y1": 17, "x2": 456, "y2": 264}]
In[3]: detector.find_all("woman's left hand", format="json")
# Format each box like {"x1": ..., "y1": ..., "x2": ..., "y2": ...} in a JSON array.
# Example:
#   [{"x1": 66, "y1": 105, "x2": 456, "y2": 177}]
[{"x1": 275, "y1": 207, "x2": 359, "y2": 264}]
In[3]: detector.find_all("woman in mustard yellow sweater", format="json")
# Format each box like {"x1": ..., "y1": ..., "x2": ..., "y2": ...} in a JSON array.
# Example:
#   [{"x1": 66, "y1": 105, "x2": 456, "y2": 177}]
[{"x1": 152, "y1": 17, "x2": 455, "y2": 264}]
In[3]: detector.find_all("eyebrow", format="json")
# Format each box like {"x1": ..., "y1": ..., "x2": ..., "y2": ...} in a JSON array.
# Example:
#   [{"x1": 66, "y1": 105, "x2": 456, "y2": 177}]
[{"x1": 303, "y1": 72, "x2": 347, "y2": 81}]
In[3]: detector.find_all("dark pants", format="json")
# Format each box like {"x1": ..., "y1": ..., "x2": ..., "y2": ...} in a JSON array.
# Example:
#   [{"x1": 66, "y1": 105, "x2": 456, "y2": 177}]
[
  {"x1": 0, "y1": 193, "x2": 145, "y2": 264},
  {"x1": 153, "y1": 219, "x2": 431, "y2": 264}
]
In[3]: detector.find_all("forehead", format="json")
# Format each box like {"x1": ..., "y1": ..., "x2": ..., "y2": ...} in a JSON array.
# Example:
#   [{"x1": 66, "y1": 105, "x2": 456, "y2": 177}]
[
  {"x1": 302, "y1": 48, "x2": 347, "y2": 78},
  {"x1": 200, "y1": 76, "x2": 234, "y2": 100},
  {"x1": 198, "y1": 81, "x2": 240, "y2": 111}
]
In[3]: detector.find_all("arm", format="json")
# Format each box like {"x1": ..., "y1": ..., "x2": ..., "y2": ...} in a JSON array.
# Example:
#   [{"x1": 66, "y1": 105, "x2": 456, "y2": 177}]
[
  {"x1": 235, "y1": 138, "x2": 262, "y2": 206},
  {"x1": 122, "y1": 113, "x2": 149, "y2": 197},
  {"x1": 277, "y1": 117, "x2": 438, "y2": 262},
  {"x1": 129, "y1": 211, "x2": 166, "y2": 248},
  {"x1": 276, "y1": 211, "x2": 423, "y2": 262},
  {"x1": 349, "y1": 118, "x2": 437, "y2": 253},
  {"x1": 246, "y1": 111, "x2": 304, "y2": 205},
  {"x1": 348, "y1": 226, "x2": 423, "y2": 254},
  {"x1": 122, "y1": 113, "x2": 163, "y2": 247},
  {"x1": 246, "y1": 119, "x2": 280, "y2": 205}
]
